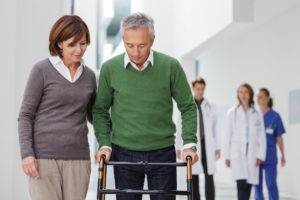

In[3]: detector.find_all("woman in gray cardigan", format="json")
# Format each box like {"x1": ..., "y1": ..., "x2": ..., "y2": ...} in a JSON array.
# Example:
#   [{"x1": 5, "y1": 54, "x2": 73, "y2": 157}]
[{"x1": 18, "y1": 15, "x2": 96, "y2": 200}]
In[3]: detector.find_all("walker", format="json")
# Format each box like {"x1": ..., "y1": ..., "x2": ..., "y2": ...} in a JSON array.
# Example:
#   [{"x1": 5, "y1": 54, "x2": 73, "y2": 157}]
[{"x1": 97, "y1": 155, "x2": 193, "y2": 200}]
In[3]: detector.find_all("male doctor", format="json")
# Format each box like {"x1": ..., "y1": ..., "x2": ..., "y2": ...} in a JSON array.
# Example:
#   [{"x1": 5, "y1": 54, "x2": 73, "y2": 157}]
[{"x1": 176, "y1": 77, "x2": 221, "y2": 200}]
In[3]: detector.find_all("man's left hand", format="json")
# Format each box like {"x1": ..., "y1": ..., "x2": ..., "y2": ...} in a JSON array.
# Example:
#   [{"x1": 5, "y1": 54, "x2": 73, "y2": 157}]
[
  {"x1": 256, "y1": 158, "x2": 262, "y2": 167},
  {"x1": 182, "y1": 148, "x2": 198, "y2": 165},
  {"x1": 281, "y1": 156, "x2": 286, "y2": 167},
  {"x1": 215, "y1": 150, "x2": 221, "y2": 160}
]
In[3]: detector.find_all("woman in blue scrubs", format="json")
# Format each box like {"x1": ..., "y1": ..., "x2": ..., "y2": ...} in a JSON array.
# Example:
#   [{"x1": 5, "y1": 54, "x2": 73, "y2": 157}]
[{"x1": 254, "y1": 88, "x2": 286, "y2": 200}]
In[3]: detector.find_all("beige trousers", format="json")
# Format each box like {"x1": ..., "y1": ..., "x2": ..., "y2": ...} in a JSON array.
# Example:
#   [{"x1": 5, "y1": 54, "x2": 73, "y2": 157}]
[{"x1": 29, "y1": 159, "x2": 91, "y2": 200}]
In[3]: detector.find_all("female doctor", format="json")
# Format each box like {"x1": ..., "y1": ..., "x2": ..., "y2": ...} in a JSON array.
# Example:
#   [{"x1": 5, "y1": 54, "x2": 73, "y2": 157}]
[
  {"x1": 224, "y1": 83, "x2": 266, "y2": 200},
  {"x1": 254, "y1": 88, "x2": 286, "y2": 200}
]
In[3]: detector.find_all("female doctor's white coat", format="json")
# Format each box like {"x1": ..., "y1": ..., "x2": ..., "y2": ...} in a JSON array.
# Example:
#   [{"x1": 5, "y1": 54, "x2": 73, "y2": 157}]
[
  {"x1": 175, "y1": 98, "x2": 221, "y2": 175},
  {"x1": 223, "y1": 105, "x2": 266, "y2": 185}
]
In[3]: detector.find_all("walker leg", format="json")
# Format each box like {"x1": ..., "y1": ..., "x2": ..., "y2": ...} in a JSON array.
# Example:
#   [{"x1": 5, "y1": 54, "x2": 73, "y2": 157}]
[
  {"x1": 97, "y1": 156, "x2": 105, "y2": 200},
  {"x1": 187, "y1": 156, "x2": 193, "y2": 200}
]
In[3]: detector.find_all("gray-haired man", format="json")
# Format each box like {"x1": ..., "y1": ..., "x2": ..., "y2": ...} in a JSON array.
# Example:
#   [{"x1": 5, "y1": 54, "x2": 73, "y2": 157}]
[{"x1": 93, "y1": 13, "x2": 198, "y2": 200}]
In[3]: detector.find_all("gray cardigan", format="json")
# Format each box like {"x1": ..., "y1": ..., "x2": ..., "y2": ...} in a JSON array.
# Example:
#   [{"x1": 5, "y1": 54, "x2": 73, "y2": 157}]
[{"x1": 18, "y1": 58, "x2": 96, "y2": 160}]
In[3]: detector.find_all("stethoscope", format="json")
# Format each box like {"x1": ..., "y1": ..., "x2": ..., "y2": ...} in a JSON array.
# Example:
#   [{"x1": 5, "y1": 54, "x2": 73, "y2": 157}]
[{"x1": 233, "y1": 105, "x2": 260, "y2": 126}]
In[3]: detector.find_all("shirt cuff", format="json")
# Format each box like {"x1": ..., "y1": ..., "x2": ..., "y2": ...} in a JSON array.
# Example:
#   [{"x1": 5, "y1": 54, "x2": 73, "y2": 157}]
[
  {"x1": 183, "y1": 143, "x2": 197, "y2": 149},
  {"x1": 100, "y1": 146, "x2": 112, "y2": 151}
]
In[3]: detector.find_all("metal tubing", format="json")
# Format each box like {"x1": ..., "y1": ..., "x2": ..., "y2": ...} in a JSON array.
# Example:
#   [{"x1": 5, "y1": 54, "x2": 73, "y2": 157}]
[
  {"x1": 186, "y1": 156, "x2": 193, "y2": 200},
  {"x1": 96, "y1": 156, "x2": 194, "y2": 199},
  {"x1": 97, "y1": 155, "x2": 105, "y2": 200},
  {"x1": 105, "y1": 161, "x2": 187, "y2": 166},
  {"x1": 98, "y1": 189, "x2": 190, "y2": 195}
]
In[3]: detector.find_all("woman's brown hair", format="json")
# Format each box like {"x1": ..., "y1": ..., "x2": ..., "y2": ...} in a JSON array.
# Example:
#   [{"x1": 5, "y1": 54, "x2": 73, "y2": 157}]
[
  {"x1": 237, "y1": 83, "x2": 255, "y2": 106},
  {"x1": 259, "y1": 88, "x2": 273, "y2": 108},
  {"x1": 49, "y1": 15, "x2": 90, "y2": 58}
]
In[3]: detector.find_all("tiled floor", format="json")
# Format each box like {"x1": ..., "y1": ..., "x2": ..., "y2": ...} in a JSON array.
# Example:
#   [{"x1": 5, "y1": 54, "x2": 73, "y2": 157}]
[{"x1": 86, "y1": 165, "x2": 298, "y2": 200}]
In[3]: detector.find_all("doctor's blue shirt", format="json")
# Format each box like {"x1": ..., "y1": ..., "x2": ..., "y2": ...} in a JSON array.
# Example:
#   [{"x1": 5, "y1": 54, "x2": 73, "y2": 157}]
[
  {"x1": 262, "y1": 109, "x2": 286, "y2": 165},
  {"x1": 245, "y1": 108, "x2": 251, "y2": 144}
]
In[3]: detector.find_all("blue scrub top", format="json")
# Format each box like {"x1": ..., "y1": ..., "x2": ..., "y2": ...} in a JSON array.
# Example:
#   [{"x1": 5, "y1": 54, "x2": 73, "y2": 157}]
[{"x1": 262, "y1": 109, "x2": 286, "y2": 165}]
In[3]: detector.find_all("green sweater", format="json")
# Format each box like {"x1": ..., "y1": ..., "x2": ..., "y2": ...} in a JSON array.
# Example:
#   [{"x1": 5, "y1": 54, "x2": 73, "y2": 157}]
[{"x1": 93, "y1": 51, "x2": 197, "y2": 151}]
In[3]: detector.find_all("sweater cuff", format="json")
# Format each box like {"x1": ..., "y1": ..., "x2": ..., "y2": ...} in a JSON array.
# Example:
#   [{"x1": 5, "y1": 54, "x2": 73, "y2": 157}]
[
  {"x1": 21, "y1": 150, "x2": 36, "y2": 160},
  {"x1": 183, "y1": 143, "x2": 197, "y2": 150},
  {"x1": 100, "y1": 146, "x2": 112, "y2": 151}
]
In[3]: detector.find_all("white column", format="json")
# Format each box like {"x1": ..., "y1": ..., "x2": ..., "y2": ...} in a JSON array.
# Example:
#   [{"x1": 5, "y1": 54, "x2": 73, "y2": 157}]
[{"x1": 0, "y1": 0, "x2": 70, "y2": 199}]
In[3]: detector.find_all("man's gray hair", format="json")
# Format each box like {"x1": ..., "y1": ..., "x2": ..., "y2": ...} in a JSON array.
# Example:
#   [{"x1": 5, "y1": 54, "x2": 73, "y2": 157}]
[{"x1": 120, "y1": 12, "x2": 155, "y2": 40}]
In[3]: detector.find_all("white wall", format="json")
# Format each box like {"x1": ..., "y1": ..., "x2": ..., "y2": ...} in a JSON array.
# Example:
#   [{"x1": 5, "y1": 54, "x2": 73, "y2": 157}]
[
  {"x1": 0, "y1": 0, "x2": 70, "y2": 199},
  {"x1": 74, "y1": 0, "x2": 97, "y2": 69},
  {"x1": 131, "y1": 0, "x2": 234, "y2": 59},
  {"x1": 197, "y1": 5, "x2": 300, "y2": 198},
  {"x1": 131, "y1": 0, "x2": 177, "y2": 56},
  {"x1": 172, "y1": 0, "x2": 234, "y2": 58},
  {"x1": 0, "y1": 0, "x2": 17, "y2": 198}
]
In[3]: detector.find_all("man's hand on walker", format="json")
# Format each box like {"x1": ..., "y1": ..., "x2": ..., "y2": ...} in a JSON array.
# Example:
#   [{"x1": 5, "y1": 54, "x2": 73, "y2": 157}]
[
  {"x1": 182, "y1": 148, "x2": 198, "y2": 165},
  {"x1": 95, "y1": 147, "x2": 111, "y2": 162}
]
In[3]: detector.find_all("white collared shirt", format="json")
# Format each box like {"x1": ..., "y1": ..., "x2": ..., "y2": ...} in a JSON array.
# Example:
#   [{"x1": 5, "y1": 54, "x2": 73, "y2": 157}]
[
  {"x1": 124, "y1": 50, "x2": 154, "y2": 71},
  {"x1": 49, "y1": 56, "x2": 84, "y2": 83}
]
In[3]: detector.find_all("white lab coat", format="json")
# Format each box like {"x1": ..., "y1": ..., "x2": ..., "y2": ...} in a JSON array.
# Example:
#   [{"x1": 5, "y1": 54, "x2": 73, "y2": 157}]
[
  {"x1": 176, "y1": 98, "x2": 221, "y2": 175},
  {"x1": 223, "y1": 105, "x2": 266, "y2": 185}
]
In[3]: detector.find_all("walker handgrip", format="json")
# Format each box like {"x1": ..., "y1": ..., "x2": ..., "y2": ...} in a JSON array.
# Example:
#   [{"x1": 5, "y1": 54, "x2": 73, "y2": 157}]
[
  {"x1": 100, "y1": 154, "x2": 106, "y2": 161},
  {"x1": 186, "y1": 156, "x2": 192, "y2": 180},
  {"x1": 185, "y1": 156, "x2": 192, "y2": 161},
  {"x1": 97, "y1": 155, "x2": 107, "y2": 200},
  {"x1": 186, "y1": 156, "x2": 193, "y2": 200}
]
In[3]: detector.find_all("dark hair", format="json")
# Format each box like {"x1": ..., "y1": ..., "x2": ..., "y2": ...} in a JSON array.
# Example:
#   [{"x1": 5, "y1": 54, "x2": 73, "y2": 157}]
[
  {"x1": 259, "y1": 88, "x2": 273, "y2": 108},
  {"x1": 192, "y1": 77, "x2": 206, "y2": 87},
  {"x1": 237, "y1": 83, "x2": 254, "y2": 106},
  {"x1": 49, "y1": 15, "x2": 90, "y2": 58}
]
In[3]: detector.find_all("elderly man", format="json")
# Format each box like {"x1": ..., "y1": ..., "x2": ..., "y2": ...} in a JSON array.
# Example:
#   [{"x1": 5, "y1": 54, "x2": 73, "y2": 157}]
[{"x1": 93, "y1": 12, "x2": 198, "y2": 200}]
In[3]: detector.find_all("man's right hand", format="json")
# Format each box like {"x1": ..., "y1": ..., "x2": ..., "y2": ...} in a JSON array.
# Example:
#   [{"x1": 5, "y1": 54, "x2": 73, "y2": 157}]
[
  {"x1": 176, "y1": 150, "x2": 181, "y2": 160},
  {"x1": 95, "y1": 148, "x2": 112, "y2": 162},
  {"x1": 182, "y1": 148, "x2": 198, "y2": 165},
  {"x1": 22, "y1": 156, "x2": 39, "y2": 178}
]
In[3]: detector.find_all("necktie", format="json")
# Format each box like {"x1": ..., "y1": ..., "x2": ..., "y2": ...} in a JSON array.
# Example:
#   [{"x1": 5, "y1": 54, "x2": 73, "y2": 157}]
[{"x1": 197, "y1": 100, "x2": 205, "y2": 140}]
